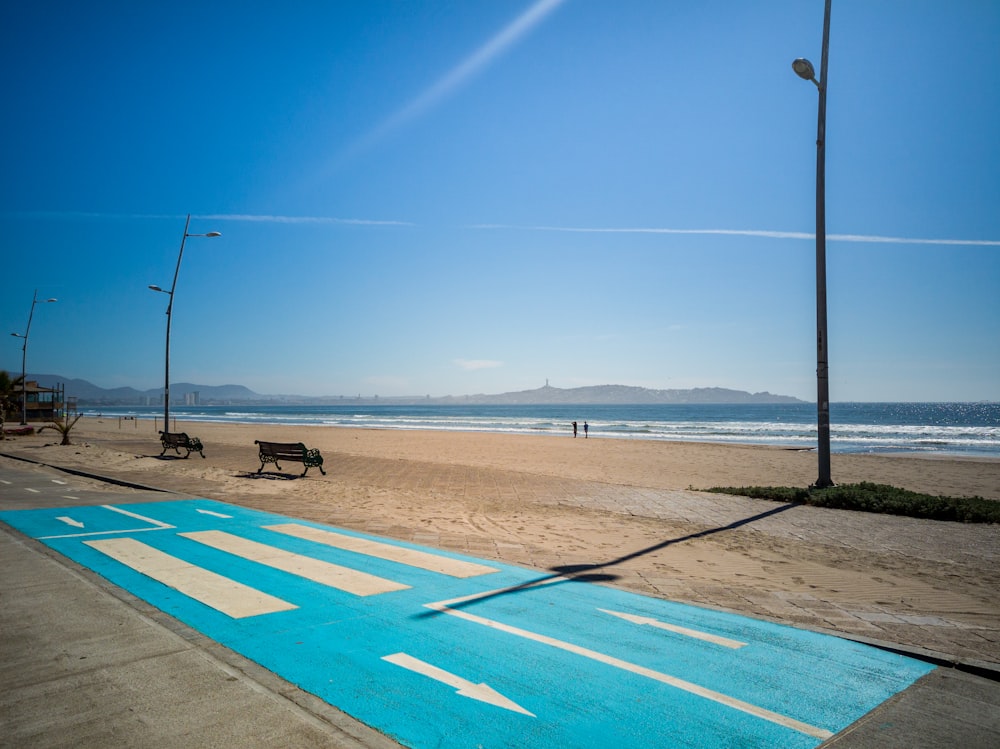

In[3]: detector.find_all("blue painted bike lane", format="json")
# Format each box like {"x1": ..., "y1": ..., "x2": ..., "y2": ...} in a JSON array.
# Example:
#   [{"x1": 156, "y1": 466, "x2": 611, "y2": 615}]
[{"x1": 0, "y1": 498, "x2": 934, "y2": 748}]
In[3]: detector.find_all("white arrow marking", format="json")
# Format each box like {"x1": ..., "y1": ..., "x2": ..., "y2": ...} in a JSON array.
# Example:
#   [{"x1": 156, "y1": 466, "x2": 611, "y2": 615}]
[
  {"x1": 599, "y1": 609, "x2": 747, "y2": 649},
  {"x1": 196, "y1": 508, "x2": 233, "y2": 518},
  {"x1": 425, "y1": 588, "x2": 832, "y2": 740},
  {"x1": 382, "y1": 652, "x2": 535, "y2": 717},
  {"x1": 56, "y1": 516, "x2": 85, "y2": 528}
]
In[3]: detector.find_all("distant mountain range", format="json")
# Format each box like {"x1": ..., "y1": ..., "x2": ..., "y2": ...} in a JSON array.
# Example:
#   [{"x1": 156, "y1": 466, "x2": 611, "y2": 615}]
[
  {"x1": 15, "y1": 373, "x2": 805, "y2": 405},
  {"x1": 433, "y1": 383, "x2": 804, "y2": 405}
]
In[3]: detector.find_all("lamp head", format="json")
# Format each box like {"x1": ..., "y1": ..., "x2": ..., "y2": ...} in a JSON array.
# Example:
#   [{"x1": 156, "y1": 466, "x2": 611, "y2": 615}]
[
  {"x1": 148, "y1": 284, "x2": 165, "y2": 293},
  {"x1": 792, "y1": 58, "x2": 816, "y2": 82},
  {"x1": 205, "y1": 231, "x2": 222, "y2": 237}
]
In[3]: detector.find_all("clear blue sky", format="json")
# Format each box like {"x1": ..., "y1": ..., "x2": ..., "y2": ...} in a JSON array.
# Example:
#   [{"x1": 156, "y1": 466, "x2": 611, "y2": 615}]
[{"x1": 2, "y1": 1, "x2": 998, "y2": 402}]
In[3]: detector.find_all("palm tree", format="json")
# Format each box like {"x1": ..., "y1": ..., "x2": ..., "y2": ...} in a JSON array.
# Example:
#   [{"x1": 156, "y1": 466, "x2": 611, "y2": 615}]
[{"x1": 39, "y1": 413, "x2": 83, "y2": 446}]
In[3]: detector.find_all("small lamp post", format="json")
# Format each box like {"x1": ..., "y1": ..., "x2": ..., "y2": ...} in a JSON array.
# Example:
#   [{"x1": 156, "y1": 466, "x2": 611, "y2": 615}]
[
  {"x1": 10, "y1": 290, "x2": 58, "y2": 425},
  {"x1": 149, "y1": 214, "x2": 221, "y2": 430},
  {"x1": 792, "y1": 0, "x2": 834, "y2": 488}
]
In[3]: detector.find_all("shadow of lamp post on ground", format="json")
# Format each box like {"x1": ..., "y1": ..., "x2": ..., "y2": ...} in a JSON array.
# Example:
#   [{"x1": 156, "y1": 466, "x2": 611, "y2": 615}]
[
  {"x1": 793, "y1": 0, "x2": 834, "y2": 489},
  {"x1": 149, "y1": 214, "x2": 221, "y2": 432}
]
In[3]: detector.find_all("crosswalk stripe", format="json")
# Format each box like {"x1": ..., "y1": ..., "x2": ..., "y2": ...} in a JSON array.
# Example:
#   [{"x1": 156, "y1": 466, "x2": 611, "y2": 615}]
[
  {"x1": 180, "y1": 530, "x2": 411, "y2": 596},
  {"x1": 84, "y1": 538, "x2": 297, "y2": 618},
  {"x1": 264, "y1": 523, "x2": 499, "y2": 578}
]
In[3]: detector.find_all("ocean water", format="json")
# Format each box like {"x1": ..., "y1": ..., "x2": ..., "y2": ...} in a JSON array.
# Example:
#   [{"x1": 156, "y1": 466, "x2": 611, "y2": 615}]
[{"x1": 83, "y1": 402, "x2": 1000, "y2": 458}]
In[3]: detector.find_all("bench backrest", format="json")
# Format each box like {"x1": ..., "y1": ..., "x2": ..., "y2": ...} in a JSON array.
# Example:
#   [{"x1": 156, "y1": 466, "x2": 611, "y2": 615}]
[
  {"x1": 160, "y1": 431, "x2": 189, "y2": 443},
  {"x1": 255, "y1": 440, "x2": 307, "y2": 458}
]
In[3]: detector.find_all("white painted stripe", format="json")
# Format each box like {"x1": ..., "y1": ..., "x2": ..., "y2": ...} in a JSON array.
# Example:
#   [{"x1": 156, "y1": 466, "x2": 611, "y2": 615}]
[
  {"x1": 264, "y1": 523, "x2": 499, "y2": 578},
  {"x1": 39, "y1": 526, "x2": 173, "y2": 540},
  {"x1": 180, "y1": 530, "x2": 410, "y2": 596},
  {"x1": 426, "y1": 591, "x2": 832, "y2": 740},
  {"x1": 599, "y1": 609, "x2": 747, "y2": 649},
  {"x1": 102, "y1": 504, "x2": 173, "y2": 528},
  {"x1": 84, "y1": 537, "x2": 297, "y2": 618},
  {"x1": 0, "y1": 479, "x2": 11, "y2": 485},
  {"x1": 51, "y1": 479, "x2": 68, "y2": 485},
  {"x1": 25, "y1": 488, "x2": 39, "y2": 493}
]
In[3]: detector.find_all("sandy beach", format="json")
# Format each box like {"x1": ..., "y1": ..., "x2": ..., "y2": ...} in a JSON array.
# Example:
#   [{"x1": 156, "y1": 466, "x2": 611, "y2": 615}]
[{"x1": 2, "y1": 417, "x2": 998, "y2": 665}]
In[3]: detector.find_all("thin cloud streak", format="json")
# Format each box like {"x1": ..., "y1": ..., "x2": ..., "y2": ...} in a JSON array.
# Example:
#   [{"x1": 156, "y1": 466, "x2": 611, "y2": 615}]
[
  {"x1": 471, "y1": 224, "x2": 1000, "y2": 247},
  {"x1": 201, "y1": 214, "x2": 413, "y2": 226},
  {"x1": 455, "y1": 359, "x2": 504, "y2": 371},
  {"x1": 5, "y1": 211, "x2": 412, "y2": 227},
  {"x1": 342, "y1": 0, "x2": 568, "y2": 160}
]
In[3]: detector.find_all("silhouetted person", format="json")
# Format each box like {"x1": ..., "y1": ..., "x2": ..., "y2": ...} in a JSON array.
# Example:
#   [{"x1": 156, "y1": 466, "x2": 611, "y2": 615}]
[
  {"x1": 584, "y1": 421, "x2": 589, "y2": 438},
  {"x1": 572, "y1": 421, "x2": 578, "y2": 438}
]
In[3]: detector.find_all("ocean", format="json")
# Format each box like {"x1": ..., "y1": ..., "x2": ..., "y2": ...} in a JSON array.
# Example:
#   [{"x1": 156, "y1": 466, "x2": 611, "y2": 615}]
[{"x1": 82, "y1": 402, "x2": 1000, "y2": 458}]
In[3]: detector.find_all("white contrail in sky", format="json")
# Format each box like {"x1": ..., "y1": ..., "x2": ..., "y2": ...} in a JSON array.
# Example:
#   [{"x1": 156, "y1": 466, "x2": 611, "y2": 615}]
[
  {"x1": 8, "y1": 211, "x2": 412, "y2": 227},
  {"x1": 200, "y1": 213, "x2": 412, "y2": 226},
  {"x1": 471, "y1": 224, "x2": 1000, "y2": 247},
  {"x1": 11, "y1": 211, "x2": 998, "y2": 246},
  {"x1": 342, "y1": 0, "x2": 568, "y2": 159}
]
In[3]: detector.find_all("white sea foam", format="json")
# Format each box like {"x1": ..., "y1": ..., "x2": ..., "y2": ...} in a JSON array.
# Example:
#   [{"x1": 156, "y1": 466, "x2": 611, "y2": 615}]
[{"x1": 85, "y1": 403, "x2": 1000, "y2": 457}]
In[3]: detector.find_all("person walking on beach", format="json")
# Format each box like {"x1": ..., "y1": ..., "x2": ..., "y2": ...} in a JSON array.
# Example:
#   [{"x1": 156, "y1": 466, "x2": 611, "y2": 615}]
[
  {"x1": 572, "y1": 421, "x2": 578, "y2": 438},
  {"x1": 583, "y1": 421, "x2": 589, "y2": 438}
]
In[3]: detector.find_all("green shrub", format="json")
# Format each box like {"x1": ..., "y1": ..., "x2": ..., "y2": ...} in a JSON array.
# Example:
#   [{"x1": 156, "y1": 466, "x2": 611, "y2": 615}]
[{"x1": 705, "y1": 482, "x2": 999, "y2": 524}]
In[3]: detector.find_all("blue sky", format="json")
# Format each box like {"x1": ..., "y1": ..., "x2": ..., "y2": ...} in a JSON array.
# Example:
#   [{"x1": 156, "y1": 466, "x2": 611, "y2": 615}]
[{"x1": 2, "y1": 0, "x2": 998, "y2": 402}]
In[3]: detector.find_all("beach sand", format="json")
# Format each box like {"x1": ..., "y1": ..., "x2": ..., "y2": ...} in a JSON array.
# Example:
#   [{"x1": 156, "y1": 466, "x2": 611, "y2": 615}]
[{"x1": 3, "y1": 417, "x2": 999, "y2": 664}]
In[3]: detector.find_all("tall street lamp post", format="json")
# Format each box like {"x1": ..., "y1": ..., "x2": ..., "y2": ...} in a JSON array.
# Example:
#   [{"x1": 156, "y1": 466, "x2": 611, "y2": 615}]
[
  {"x1": 149, "y1": 214, "x2": 221, "y2": 430},
  {"x1": 793, "y1": 0, "x2": 834, "y2": 488},
  {"x1": 10, "y1": 290, "x2": 58, "y2": 425}
]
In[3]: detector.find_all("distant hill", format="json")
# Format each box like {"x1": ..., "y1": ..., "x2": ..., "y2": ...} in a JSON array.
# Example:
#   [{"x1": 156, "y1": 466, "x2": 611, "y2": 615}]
[
  {"x1": 432, "y1": 384, "x2": 804, "y2": 405},
  {"x1": 14, "y1": 374, "x2": 804, "y2": 406},
  {"x1": 18, "y1": 374, "x2": 261, "y2": 405}
]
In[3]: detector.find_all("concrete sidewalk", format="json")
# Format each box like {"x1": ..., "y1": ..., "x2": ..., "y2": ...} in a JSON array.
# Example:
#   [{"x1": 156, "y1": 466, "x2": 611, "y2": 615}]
[{"x1": 2, "y1": 458, "x2": 999, "y2": 747}]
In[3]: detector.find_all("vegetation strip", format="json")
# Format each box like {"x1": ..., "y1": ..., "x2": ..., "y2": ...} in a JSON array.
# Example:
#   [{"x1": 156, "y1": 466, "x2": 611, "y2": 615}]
[{"x1": 704, "y1": 482, "x2": 999, "y2": 524}]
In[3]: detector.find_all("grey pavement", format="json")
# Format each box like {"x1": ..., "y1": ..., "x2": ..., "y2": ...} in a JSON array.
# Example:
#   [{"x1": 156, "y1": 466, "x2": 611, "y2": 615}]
[{"x1": 2, "y1": 456, "x2": 999, "y2": 748}]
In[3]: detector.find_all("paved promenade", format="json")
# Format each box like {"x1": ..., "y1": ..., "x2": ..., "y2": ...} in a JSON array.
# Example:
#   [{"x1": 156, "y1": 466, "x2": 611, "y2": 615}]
[
  {"x1": 75, "y1": 445, "x2": 996, "y2": 666},
  {"x1": 2, "y1": 450, "x2": 999, "y2": 747}
]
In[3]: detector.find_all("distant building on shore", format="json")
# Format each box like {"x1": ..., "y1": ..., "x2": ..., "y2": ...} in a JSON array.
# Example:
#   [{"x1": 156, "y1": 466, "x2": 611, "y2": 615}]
[{"x1": 8, "y1": 380, "x2": 65, "y2": 421}]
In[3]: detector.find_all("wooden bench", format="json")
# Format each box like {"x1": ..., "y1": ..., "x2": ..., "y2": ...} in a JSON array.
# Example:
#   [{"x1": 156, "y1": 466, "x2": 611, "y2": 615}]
[
  {"x1": 159, "y1": 431, "x2": 205, "y2": 459},
  {"x1": 254, "y1": 440, "x2": 326, "y2": 476}
]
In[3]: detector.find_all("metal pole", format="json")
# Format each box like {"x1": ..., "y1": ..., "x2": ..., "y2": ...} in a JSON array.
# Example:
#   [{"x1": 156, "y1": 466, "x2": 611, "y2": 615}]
[
  {"x1": 163, "y1": 214, "x2": 192, "y2": 429},
  {"x1": 18, "y1": 296, "x2": 32, "y2": 425},
  {"x1": 814, "y1": 0, "x2": 833, "y2": 487},
  {"x1": 18, "y1": 291, "x2": 40, "y2": 425}
]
